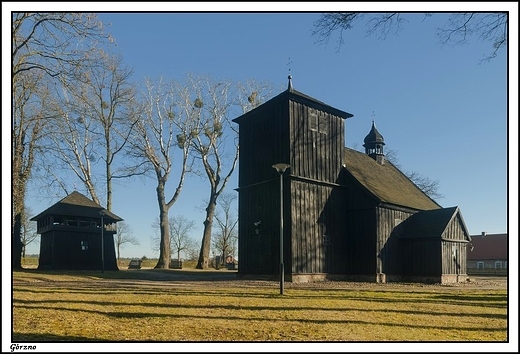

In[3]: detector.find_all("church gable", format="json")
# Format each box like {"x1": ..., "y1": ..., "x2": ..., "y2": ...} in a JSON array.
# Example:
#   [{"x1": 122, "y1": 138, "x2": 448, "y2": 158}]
[{"x1": 398, "y1": 207, "x2": 470, "y2": 241}]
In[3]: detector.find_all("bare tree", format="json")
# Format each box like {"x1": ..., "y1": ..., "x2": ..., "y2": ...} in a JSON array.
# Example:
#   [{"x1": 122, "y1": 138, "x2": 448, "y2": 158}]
[
  {"x1": 182, "y1": 76, "x2": 237, "y2": 269},
  {"x1": 187, "y1": 76, "x2": 274, "y2": 269},
  {"x1": 12, "y1": 68, "x2": 51, "y2": 268},
  {"x1": 114, "y1": 221, "x2": 140, "y2": 261},
  {"x1": 212, "y1": 193, "x2": 238, "y2": 266},
  {"x1": 405, "y1": 171, "x2": 443, "y2": 200},
  {"x1": 21, "y1": 207, "x2": 39, "y2": 259},
  {"x1": 45, "y1": 53, "x2": 137, "y2": 209},
  {"x1": 385, "y1": 149, "x2": 444, "y2": 200},
  {"x1": 170, "y1": 216, "x2": 197, "y2": 262},
  {"x1": 11, "y1": 12, "x2": 112, "y2": 268},
  {"x1": 151, "y1": 215, "x2": 197, "y2": 261},
  {"x1": 185, "y1": 242, "x2": 201, "y2": 261},
  {"x1": 312, "y1": 12, "x2": 508, "y2": 61},
  {"x1": 129, "y1": 77, "x2": 196, "y2": 269}
]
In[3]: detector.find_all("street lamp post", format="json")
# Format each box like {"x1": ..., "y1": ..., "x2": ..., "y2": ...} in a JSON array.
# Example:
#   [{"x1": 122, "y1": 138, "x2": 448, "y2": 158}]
[
  {"x1": 99, "y1": 210, "x2": 106, "y2": 273},
  {"x1": 272, "y1": 163, "x2": 290, "y2": 295}
]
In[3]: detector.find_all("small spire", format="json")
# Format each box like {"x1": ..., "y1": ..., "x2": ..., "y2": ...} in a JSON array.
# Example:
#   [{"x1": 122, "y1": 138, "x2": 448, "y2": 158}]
[
  {"x1": 286, "y1": 57, "x2": 294, "y2": 91},
  {"x1": 363, "y1": 119, "x2": 385, "y2": 165}
]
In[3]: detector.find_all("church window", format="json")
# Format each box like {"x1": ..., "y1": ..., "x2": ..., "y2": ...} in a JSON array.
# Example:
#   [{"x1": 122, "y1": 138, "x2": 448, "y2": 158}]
[{"x1": 309, "y1": 109, "x2": 328, "y2": 135}]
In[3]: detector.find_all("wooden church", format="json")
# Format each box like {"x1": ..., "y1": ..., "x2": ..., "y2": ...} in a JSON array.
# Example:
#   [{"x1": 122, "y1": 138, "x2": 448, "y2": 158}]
[
  {"x1": 30, "y1": 191, "x2": 122, "y2": 271},
  {"x1": 232, "y1": 76, "x2": 471, "y2": 284}
]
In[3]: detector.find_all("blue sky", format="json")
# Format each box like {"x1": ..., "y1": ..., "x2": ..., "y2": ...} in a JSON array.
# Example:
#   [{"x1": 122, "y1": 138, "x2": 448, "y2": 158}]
[{"x1": 5, "y1": 4, "x2": 517, "y2": 262}]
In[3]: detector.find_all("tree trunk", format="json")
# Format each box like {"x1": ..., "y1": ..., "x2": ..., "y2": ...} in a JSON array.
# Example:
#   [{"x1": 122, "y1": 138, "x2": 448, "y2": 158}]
[
  {"x1": 106, "y1": 137, "x2": 112, "y2": 212},
  {"x1": 12, "y1": 214, "x2": 23, "y2": 269},
  {"x1": 12, "y1": 147, "x2": 26, "y2": 270},
  {"x1": 155, "y1": 181, "x2": 171, "y2": 269},
  {"x1": 196, "y1": 196, "x2": 217, "y2": 269}
]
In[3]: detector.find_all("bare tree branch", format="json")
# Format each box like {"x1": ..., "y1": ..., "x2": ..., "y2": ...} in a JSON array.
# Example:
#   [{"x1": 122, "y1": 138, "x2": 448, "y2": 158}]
[
  {"x1": 114, "y1": 221, "x2": 139, "y2": 261},
  {"x1": 385, "y1": 148, "x2": 444, "y2": 200},
  {"x1": 312, "y1": 12, "x2": 507, "y2": 60},
  {"x1": 151, "y1": 215, "x2": 197, "y2": 261}
]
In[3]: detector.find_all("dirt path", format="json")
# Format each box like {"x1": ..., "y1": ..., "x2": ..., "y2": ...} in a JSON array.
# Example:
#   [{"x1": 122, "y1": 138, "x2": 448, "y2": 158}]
[{"x1": 14, "y1": 268, "x2": 508, "y2": 291}]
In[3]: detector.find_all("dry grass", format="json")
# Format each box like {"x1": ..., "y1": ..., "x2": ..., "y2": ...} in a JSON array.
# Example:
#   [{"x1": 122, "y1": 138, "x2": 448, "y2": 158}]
[{"x1": 11, "y1": 269, "x2": 508, "y2": 347}]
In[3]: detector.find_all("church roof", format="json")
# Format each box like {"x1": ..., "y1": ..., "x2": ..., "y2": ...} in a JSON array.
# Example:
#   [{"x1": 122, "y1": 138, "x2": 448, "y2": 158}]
[
  {"x1": 398, "y1": 206, "x2": 470, "y2": 240},
  {"x1": 343, "y1": 148, "x2": 441, "y2": 211},
  {"x1": 232, "y1": 84, "x2": 353, "y2": 124},
  {"x1": 30, "y1": 191, "x2": 123, "y2": 222}
]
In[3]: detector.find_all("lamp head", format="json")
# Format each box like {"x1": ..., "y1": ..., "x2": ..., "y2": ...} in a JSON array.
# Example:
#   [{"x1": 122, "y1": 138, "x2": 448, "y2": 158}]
[
  {"x1": 99, "y1": 209, "x2": 107, "y2": 216},
  {"x1": 272, "y1": 163, "x2": 290, "y2": 174}
]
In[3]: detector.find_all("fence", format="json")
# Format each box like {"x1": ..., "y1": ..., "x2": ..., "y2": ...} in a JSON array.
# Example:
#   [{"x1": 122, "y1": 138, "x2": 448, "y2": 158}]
[{"x1": 467, "y1": 267, "x2": 508, "y2": 276}]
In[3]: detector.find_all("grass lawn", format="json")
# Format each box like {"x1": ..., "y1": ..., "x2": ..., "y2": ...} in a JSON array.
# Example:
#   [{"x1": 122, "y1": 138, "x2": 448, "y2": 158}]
[{"x1": 10, "y1": 269, "x2": 509, "y2": 350}]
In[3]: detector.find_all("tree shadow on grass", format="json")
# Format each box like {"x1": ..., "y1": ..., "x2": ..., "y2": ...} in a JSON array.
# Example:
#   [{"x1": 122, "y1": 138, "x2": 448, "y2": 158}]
[{"x1": 12, "y1": 332, "x2": 101, "y2": 342}]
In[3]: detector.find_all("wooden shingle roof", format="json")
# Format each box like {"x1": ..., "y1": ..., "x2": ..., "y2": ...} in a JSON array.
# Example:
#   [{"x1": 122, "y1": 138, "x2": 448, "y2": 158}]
[
  {"x1": 343, "y1": 148, "x2": 441, "y2": 211},
  {"x1": 30, "y1": 191, "x2": 123, "y2": 222},
  {"x1": 398, "y1": 207, "x2": 470, "y2": 240}
]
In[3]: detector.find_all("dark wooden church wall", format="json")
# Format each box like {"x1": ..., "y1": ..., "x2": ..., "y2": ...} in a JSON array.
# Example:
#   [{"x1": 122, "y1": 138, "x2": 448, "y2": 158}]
[
  {"x1": 289, "y1": 101, "x2": 344, "y2": 184},
  {"x1": 376, "y1": 207, "x2": 415, "y2": 275},
  {"x1": 441, "y1": 217, "x2": 470, "y2": 275},
  {"x1": 40, "y1": 232, "x2": 91, "y2": 269},
  {"x1": 290, "y1": 180, "x2": 347, "y2": 274},
  {"x1": 236, "y1": 100, "x2": 291, "y2": 276},
  {"x1": 38, "y1": 230, "x2": 117, "y2": 270},
  {"x1": 441, "y1": 240, "x2": 468, "y2": 275},
  {"x1": 345, "y1": 209, "x2": 377, "y2": 274},
  {"x1": 237, "y1": 103, "x2": 290, "y2": 188},
  {"x1": 342, "y1": 170, "x2": 378, "y2": 274},
  {"x1": 237, "y1": 179, "x2": 280, "y2": 275},
  {"x1": 287, "y1": 100, "x2": 348, "y2": 275},
  {"x1": 38, "y1": 233, "x2": 54, "y2": 269},
  {"x1": 400, "y1": 238, "x2": 441, "y2": 275},
  {"x1": 322, "y1": 183, "x2": 348, "y2": 274},
  {"x1": 344, "y1": 172, "x2": 377, "y2": 211}
]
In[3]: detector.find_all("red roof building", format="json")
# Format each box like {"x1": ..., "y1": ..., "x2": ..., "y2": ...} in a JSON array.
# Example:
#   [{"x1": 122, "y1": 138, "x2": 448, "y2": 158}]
[{"x1": 467, "y1": 233, "x2": 507, "y2": 273}]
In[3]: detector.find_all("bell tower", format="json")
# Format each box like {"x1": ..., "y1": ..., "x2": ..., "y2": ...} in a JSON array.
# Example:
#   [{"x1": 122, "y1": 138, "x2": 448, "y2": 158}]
[
  {"x1": 232, "y1": 76, "x2": 353, "y2": 279},
  {"x1": 363, "y1": 121, "x2": 385, "y2": 165}
]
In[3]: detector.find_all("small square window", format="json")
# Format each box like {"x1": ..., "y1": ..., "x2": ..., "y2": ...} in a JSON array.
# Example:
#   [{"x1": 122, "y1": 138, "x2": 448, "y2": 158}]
[
  {"x1": 309, "y1": 110, "x2": 318, "y2": 131},
  {"x1": 323, "y1": 235, "x2": 331, "y2": 246},
  {"x1": 318, "y1": 115, "x2": 328, "y2": 135},
  {"x1": 81, "y1": 240, "x2": 89, "y2": 251},
  {"x1": 309, "y1": 109, "x2": 328, "y2": 135}
]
